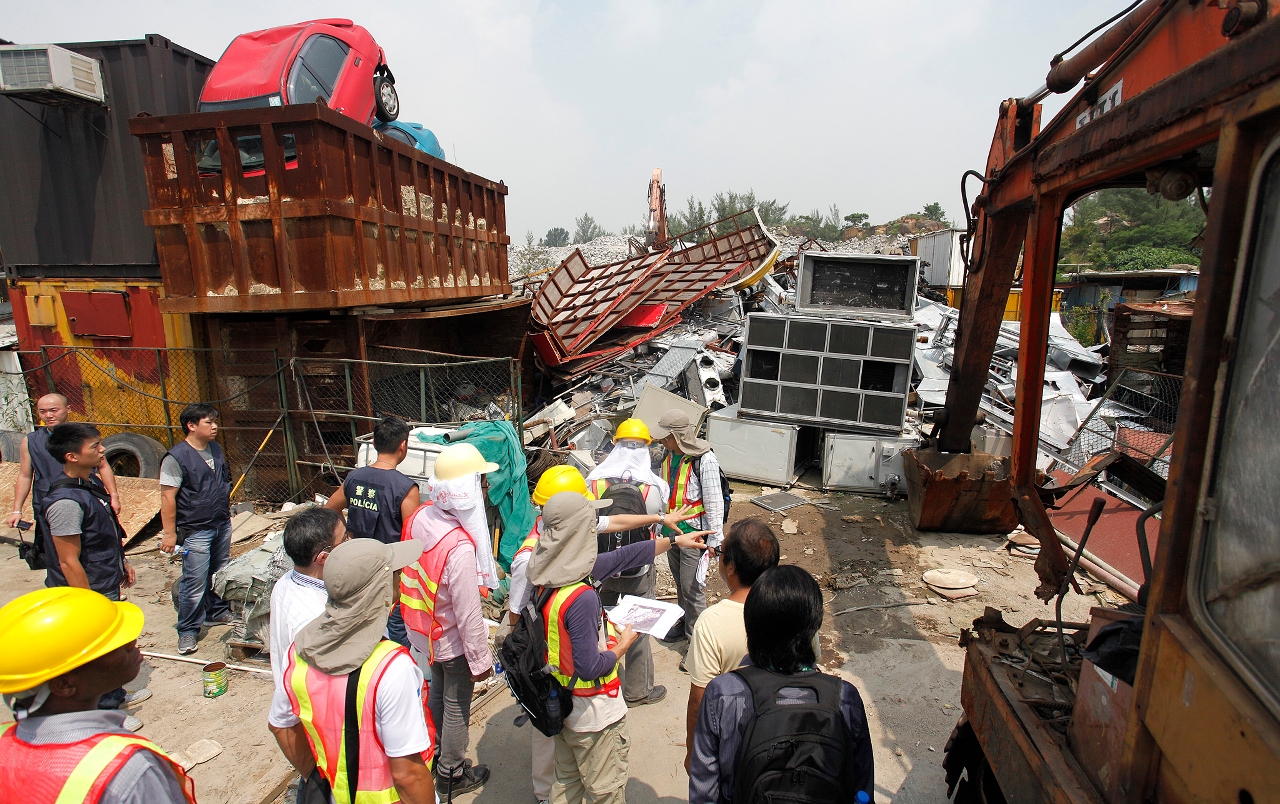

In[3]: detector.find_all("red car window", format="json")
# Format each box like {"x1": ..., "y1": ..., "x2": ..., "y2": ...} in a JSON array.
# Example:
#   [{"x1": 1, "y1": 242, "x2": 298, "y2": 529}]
[{"x1": 287, "y1": 34, "x2": 349, "y2": 104}]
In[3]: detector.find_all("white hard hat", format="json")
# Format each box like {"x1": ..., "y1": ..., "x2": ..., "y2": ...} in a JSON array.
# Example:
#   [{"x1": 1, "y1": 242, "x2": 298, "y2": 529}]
[{"x1": 431, "y1": 442, "x2": 499, "y2": 481}]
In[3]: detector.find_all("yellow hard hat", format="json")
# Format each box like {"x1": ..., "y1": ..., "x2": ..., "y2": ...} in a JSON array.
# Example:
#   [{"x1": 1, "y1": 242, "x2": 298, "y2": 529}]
[
  {"x1": 0, "y1": 587, "x2": 144, "y2": 694},
  {"x1": 532, "y1": 464, "x2": 587, "y2": 506},
  {"x1": 614, "y1": 418, "x2": 651, "y2": 444},
  {"x1": 432, "y1": 442, "x2": 500, "y2": 482}
]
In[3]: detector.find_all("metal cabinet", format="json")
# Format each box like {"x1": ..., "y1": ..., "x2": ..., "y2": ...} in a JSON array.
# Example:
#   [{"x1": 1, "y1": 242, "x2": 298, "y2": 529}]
[
  {"x1": 822, "y1": 431, "x2": 919, "y2": 495},
  {"x1": 707, "y1": 404, "x2": 819, "y2": 485}
]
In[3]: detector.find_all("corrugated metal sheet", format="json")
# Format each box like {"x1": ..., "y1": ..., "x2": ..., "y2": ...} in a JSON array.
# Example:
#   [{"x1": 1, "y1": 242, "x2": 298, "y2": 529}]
[{"x1": 0, "y1": 35, "x2": 214, "y2": 271}]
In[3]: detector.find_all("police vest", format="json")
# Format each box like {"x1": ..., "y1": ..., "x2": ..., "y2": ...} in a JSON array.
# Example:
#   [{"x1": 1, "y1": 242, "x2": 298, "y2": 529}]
[
  {"x1": 343, "y1": 466, "x2": 416, "y2": 545},
  {"x1": 0, "y1": 722, "x2": 195, "y2": 804},
  {"x1": 27, "y1": 429, "x2": 64, "y2": 515},
  {"x1": 542, "y1": 582, "x2": 621, "y2": 698},
  {"x1": 285, "y1": 640, "x2": 434, "y2": 804},
  {"x1": 165, "y1": 440, "x2": 231, "y2": 531},
  {"x1": 42, "y1": 481, "x2": 124, "y2": 594}
]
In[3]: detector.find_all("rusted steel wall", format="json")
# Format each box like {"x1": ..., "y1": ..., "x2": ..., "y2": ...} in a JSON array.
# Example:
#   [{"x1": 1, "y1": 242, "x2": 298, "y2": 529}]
[{"x1": 127, "y1": 103, "x2": 510, "y2": 313}]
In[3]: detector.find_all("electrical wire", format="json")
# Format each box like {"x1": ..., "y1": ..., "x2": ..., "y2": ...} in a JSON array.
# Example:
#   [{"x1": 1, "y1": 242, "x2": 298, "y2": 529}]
[{"x1": 1051, "y1": 0, "x2": 1144, "y2": 66}]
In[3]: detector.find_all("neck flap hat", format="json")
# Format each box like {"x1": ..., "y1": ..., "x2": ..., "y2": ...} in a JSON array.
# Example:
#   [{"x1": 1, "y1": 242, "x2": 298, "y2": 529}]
[
  {"x1": 527, "y1": 491, "x2": 611, "y2": 588},
  {"x1": 295, "y1": 537, "x2": 423, "y2": 674},
  {"x1": 650, "y1": 409, "x2": 710, "y2": 456}
]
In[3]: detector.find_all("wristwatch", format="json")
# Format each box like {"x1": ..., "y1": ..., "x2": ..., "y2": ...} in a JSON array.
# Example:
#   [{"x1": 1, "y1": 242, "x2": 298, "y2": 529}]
[
  {"x1": 666, "y1": 534, "x2": 677, "y2": 548},
  {"x1": 657, "y1": 512, "x2": 666, "y2": 528}
]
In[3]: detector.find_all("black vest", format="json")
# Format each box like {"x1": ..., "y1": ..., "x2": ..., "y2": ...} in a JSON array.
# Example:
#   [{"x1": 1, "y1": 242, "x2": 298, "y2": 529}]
[
  {"x1": 342, "y1": 465, "x2": 417, "y2": 544},
  {"x1": 43, "y1": 479, "x2": 125, "y2": 593},
  {"x1": 27, "y1": 429, "x2": 64, "y2": 515},
  {"x1": 166, "y1": 440, "x2": 231, "y2": 531}
]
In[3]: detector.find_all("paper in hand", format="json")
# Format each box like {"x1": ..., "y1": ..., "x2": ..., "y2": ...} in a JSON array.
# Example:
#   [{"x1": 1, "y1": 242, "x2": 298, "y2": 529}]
[
  {"x1": 695, "y1": 549, "x2": 710, "y2": 585},
  {"x1": 607, "y1": 595, "x2": 685, "y2": 638}
]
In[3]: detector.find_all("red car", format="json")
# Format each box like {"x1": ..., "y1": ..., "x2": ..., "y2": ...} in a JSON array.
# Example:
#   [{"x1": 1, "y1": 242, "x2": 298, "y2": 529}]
[{"x1": 198, "y1": 18, "x2": 398, "y2": 126}]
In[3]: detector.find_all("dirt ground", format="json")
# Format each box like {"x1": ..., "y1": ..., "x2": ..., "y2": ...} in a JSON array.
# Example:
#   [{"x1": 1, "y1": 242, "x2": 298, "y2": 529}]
[{"x1": 0, "y1": 468, "x2": 1116, "y2": 804}]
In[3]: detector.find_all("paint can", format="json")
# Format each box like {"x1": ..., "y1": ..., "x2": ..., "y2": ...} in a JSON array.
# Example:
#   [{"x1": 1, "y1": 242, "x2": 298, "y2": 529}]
[{"x1": 202, "y1": 662, "x2": 228, "y2": 698}]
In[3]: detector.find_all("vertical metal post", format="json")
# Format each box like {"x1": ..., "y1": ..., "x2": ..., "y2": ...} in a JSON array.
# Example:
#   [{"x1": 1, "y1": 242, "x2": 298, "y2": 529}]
[
  {"x1": 156, "y1": 349, "x2": 174, "y2": 447},
  {"x1": 510, "y1": 358, "x2": 523, "y2": 432},
  {"x1": 277, "y1": 355, "x2": 303, "y2": 498},
  {"x1": 344, "y1": 362, "x2": 359, "y2": 447},
  {"x1": 419, "y1": 368, "x2": 428, "y2": 423},
  {"x1": 424, "y1": 363, "x2": 442, "y2": 422}
]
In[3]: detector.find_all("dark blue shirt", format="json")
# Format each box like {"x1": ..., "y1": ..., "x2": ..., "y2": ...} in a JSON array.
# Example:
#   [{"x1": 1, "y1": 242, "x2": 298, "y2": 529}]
[{"x1": 690, "y1": 665, "x2": 875, "y2": 804}]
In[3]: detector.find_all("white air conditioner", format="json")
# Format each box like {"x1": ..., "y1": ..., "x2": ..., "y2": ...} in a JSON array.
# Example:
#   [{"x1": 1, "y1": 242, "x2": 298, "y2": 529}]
[{"x1": 0, "y1": 44, "x2": 105, "y2": 105}]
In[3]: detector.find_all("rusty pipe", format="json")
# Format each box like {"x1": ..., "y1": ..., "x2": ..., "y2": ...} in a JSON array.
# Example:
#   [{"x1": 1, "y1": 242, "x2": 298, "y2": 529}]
[
  {"x1": 523, "y1": 418, "x2": 559, "y2": 449},
  {"x1": 1044, "y1": 0, "x2": 1162, "y2": 94}
]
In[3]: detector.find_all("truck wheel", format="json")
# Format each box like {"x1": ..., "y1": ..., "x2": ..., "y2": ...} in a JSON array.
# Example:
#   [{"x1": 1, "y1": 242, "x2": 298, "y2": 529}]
[
  {"x1": 374, "y1": 74, "x2": 399, "y2": 122},
  {"x1": 102, "y1": 432, "x2": 167, "y2": 479},
  {"x1": 0, "y1": 430, "x2": 25, "y2": 463}
]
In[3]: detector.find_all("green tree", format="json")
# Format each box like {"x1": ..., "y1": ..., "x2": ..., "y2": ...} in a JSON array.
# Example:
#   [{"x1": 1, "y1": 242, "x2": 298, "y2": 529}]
[
  {"x1": 843, "y1": 212, "x2": 869, "y2": 228},
  {"x1": 571, "y1": 214, "x2": 608, "y2": 244},
  {"x1": 787, "y1": 204, "x2": 844, "y2": 241},
  {"x1": 921, "y1": 202, "x2": 949, "y2": 226},
  {"x1": 668, "y1": 196, "x2": 711, "y2": 242},
  {"x1": 541, "y1": 227, "x2": 569, "y2": 247},
  {"x1": 1059, "y1": 189, "x2": 1203, "y2": 274}
]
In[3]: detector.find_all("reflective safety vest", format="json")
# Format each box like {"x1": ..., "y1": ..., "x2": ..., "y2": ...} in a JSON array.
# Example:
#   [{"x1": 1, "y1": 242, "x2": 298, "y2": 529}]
[
  {"x1": 286, "y1": 640, "x2": 434, "y2": 804},
  {"x1": 542, "y1": 582, "x2": 622, "y2": 698},
  {"x1": 514, "y1": 517, "x2": 541, "y2": 559},
  {"x1": 658, "y1": 455, "x2": 703, "y2": 534},
  {"x1": 0, "y1": 721, "x2": 195, "y2": 804},
  {"x1": 398, "y1": 504, "x2": 477, "y2": 660}
]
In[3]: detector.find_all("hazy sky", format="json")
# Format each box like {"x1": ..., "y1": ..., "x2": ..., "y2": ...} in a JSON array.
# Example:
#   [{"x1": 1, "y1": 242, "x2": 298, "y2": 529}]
[{"x1": 5, "y1": 1, "x2": 1123, "y2": 239}]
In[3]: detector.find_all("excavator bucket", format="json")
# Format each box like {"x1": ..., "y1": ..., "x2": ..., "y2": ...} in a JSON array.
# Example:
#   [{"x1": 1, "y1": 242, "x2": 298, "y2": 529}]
[{"x1": 903, "y1": 447, "x2": 1019, "y2": 534}]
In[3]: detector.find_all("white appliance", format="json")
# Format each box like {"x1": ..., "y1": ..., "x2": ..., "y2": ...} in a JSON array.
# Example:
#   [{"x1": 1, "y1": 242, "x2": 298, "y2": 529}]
[
  {"x1": 795, "y1": 252, "x2": 918, "y2": 318},
  {"x1": 707, "y1": 405, "x2": 818, "y2": 485},
  {"x1": 0, "y1": 45, "x2": 105, "y2": 105},
  {"x1": 822, "y1": 430, "x2": 920, "y2": 495},
  {"x1": 355, "y1": 426, "x2": 450, "y2": 492}
]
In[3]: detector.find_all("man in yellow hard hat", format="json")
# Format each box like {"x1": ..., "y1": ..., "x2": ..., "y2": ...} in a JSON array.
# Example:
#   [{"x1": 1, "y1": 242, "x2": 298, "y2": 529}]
[
  {"x1": 0, "y1": 587, "x2": 195, "y2": 803},
  {"x1": 505, "y1": 460, "x2": 695, "y2": 804},
  {"x1": 586, "y1": 418, "x2": 672, "y2": 708},
  {"x1": 399, "y1": 442, "x2": 497, "y2": 796}
]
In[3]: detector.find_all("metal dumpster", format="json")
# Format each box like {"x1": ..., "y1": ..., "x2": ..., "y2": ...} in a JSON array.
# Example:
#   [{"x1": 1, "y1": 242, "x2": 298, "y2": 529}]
[{"x1": 128, "y1": 103, "x2": 511, "y2": 313}]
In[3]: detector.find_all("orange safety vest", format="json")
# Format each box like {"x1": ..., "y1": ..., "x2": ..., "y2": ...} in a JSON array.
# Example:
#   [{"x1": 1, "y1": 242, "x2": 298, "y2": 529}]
[
  {"x1": 542, "y1": 582, "x2": 622, "y2": 698},
  {"x1": 0, "y1": 721, "x2": 196, "y2": 804},
  {"x1": 398, "y1": 503, "x2": 477, "y2": 660},
  {"x1": 658, "y1": 455, "x2": 704, "y2": 534},
  {"x1": 285, "y1": 640, "x2": 434, "y2": 804}
]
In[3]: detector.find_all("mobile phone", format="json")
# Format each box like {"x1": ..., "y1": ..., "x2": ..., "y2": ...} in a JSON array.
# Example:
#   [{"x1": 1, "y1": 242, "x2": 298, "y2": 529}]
[{"x1": 16, "y1": 520, "x2": 32, "y2": 532}]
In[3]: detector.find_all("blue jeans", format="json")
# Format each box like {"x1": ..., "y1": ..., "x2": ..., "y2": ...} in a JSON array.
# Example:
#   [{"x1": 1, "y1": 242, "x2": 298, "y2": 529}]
[
  {"x1": 99, "y1": 587, "x2": 126, "y2": 710},
  {"x1": 176, "y1": 521, "x2": 232, "y2": 636}
]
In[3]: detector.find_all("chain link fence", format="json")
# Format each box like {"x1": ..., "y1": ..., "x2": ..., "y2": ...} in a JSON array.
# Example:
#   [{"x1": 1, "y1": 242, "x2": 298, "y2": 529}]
[
  {"x1": 1061, "y1": 367, "x2": 1183, "y2": 480},
  {"x1": 16, "y1": 345, "x2": 522, "y2": 503}
]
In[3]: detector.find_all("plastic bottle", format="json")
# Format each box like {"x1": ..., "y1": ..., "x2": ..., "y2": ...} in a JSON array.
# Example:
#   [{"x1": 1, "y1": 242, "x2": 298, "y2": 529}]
[
  {"x1": 856, "y1": 791, "x2": 871, "y2": 803},
  {"x1": 546, "y1": 687, "x2": 560, "y2": 721}
]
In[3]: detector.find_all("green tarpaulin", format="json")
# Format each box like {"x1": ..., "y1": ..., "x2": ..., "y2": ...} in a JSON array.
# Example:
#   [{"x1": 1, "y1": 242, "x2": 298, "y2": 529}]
[{"x1": 412, "y1": 420, "x2": 537, "y2": 570}]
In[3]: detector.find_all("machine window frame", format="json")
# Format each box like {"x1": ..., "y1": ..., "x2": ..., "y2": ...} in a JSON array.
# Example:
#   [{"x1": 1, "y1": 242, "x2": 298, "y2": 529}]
[{"x1": 1188, "y1": 128, "x2": 1280, "y2": 722}]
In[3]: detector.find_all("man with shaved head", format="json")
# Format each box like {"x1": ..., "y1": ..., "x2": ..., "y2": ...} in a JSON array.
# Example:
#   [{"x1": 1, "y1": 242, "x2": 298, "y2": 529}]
[{"x1": 7, "y1": 393, "x2": 121, "y2": 555}]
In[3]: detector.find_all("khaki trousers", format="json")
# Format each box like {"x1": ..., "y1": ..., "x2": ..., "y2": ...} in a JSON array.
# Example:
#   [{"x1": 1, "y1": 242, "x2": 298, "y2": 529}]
[
  {"x1": 550, "y1": 717, "x2": 630, "y2": 804},
  {"x1": 533, "y1": 728, "x2": 555, "y2": 801}
]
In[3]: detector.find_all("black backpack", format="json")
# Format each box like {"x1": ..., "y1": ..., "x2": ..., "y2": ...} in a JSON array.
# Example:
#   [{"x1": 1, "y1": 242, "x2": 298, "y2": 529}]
[
  {"x1": 595, "y1": 478, "x2": 651, "y2": 578},
  {"x1": 499, "y1": 586, "x2": 576, "y2": 737},
  {"x1": 731, "y1": 666, "x2": 860, "y2": 804},
  {"x1": 693, "y1": 455, "x2": 734, "y2": 514}
]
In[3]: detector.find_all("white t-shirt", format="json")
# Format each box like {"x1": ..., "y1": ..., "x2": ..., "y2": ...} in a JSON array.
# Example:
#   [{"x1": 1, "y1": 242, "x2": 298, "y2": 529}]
[
  {"x1": 268, "y1": 570, "x2": 328, "y2": 726},
  {"x1": 686, "y1": 599, "x2": 748, "y2": 688},
  {"x1": 269, "y1": 648, "x2": 432, "y2": 758}
]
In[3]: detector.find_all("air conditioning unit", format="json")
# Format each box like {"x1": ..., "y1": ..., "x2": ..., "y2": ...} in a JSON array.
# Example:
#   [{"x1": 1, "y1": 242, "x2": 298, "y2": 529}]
[{"x1": 0, "y1": 44, "x2": 105, "y2": 105}]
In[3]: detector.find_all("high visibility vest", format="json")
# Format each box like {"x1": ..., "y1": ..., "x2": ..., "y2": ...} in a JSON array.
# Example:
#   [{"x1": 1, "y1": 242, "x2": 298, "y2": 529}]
[
  {"x1": 658, "y1": 455, "x2": 703, "y2": 534},
  {"x1": 586, "y1": 478, "x2": 652, "y2": 502},
  {"x1": 514, "y1": 517, "x2": 541, "y2": 559},
  {"x1": 0, "y1": 721, "x2": 196, "y2": 804},
  {"x1": 285, "y1": 640, "x2": 434, "y2": 804},
  {"x1": 398, "y1": 504, "x2": 476, "y2": 660},
  {"x1": 542, "y1": 582, "x2": 622, "y2": 698}
]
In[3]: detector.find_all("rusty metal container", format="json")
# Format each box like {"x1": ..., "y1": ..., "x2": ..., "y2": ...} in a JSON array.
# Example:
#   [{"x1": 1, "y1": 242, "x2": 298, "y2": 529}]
[
  {"x1": 903, "y1": 447, "x2": 1020, "y2": 533},
  {"x1": 127, "y1": 103, "x2": 510, "y2": 313}
]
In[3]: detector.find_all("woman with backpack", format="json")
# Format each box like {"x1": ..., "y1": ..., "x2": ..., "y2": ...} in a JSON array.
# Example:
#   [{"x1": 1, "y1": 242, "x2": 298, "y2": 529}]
[{"x1": 688, "y1": 565, "x2": 875, "y2": 804}]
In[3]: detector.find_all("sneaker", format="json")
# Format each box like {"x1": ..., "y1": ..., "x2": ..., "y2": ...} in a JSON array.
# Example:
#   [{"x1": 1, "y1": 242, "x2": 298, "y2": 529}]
[
  {"x1": 204, "y1": 612, "x2": 234, "y2": 626},
  {"x1": 435, "y1": 762, "x2": 490, "y2": 796},
  {"x1": 679, "y1": 658, "x2": 688, "y2": 673},
  {"x1": 122, "y1": 689, "x2": 152, "y2": 707},
  {"x1": 122, "y1": 715, "x2": 143, "y2": 732},
  {"x1": 178, "y1": 633, "x2": 198, "y2": 655},
  {"x1": 626, "y1": 685, "x2": 667, "y2": 708}
]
